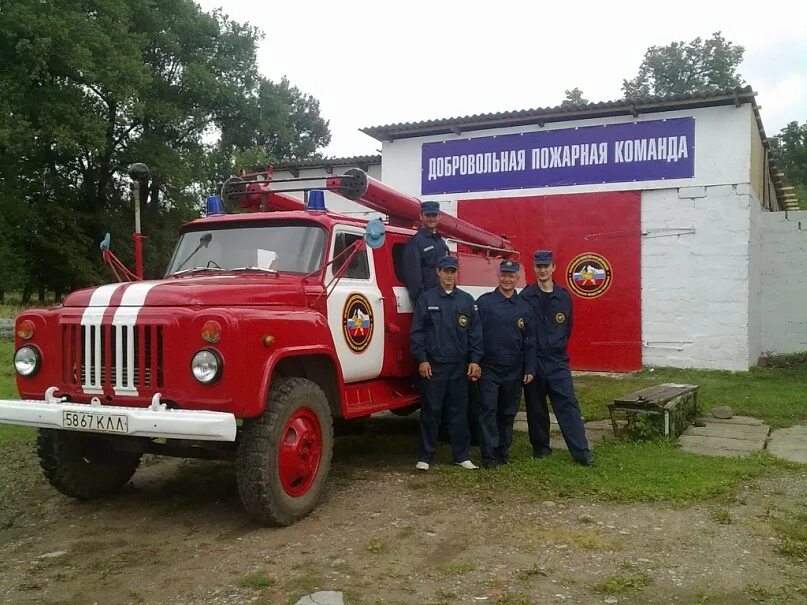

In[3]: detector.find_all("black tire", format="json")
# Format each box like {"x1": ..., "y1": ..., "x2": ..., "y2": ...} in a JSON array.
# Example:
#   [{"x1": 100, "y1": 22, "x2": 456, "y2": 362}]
[
  {"x1": 236, "y1": 377, "x2": 334, "y2": 526},
  {"x1": 37, "y1": 429, "x2": 142, "y2": 499}
]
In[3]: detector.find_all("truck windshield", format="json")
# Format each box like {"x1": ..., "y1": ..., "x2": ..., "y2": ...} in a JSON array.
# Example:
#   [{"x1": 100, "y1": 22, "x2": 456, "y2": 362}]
[{"x1": 166, "y1": 223, "x2": 327, "y2": 276}]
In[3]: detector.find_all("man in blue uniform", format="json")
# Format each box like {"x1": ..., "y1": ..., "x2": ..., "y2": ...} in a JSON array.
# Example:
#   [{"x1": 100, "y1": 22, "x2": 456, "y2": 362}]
[
  {"x1": 402, "y1": 200, "x2": 450, "y2": 304},
  {"x1": 476, "y1": 259, "x2": 536, "y2": 468},
  {"x1": 521, "y1": 250, "x2": 593, "y2": 466},
  {"x1": 411, "y1": 255, "x2": 483, "y2": 470}
]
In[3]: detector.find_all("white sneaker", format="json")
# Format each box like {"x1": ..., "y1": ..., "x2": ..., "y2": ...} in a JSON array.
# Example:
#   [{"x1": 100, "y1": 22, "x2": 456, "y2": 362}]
[
  {"x1": 415, "y1": 461, "x2": 430, "y2": 471},
  {"x1": 456, "y1": 460, "x2": 478, "y2": 470}
]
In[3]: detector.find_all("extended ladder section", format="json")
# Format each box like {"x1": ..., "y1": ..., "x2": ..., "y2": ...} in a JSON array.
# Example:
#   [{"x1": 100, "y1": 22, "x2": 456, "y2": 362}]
[{"x1": 225, "y1": 167, "x2": 515, "y2": 256}]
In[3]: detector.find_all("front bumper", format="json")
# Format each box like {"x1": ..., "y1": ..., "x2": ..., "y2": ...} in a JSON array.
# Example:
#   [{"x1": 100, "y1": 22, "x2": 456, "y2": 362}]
[{"x1": 0, "y1": 388, "x2": 237, "y2": 442}]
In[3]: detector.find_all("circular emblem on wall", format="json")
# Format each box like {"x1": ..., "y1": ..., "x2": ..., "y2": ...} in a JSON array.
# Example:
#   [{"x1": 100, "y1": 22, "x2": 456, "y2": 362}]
[
  {"x1": 342, "y1": 293, "x2": 374, "y2": 352},
  {"x1": 555, "y1": 312, "x2": 566, "y2": 324},
  {"x1": 566, "y1": 253, "x2": 613, "y2": 299}
]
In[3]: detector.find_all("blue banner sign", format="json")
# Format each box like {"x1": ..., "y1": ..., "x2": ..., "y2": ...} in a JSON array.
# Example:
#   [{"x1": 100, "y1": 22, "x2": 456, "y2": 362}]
[{"x1": 421, "y1": 117, "x2": 695, "y2": 195}]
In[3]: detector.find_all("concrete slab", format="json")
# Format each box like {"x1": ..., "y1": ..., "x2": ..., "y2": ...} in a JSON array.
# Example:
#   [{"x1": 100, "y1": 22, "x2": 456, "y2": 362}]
[
  {"x1": 679, "y1": 434, "x2": 763, "y2": 453},
  {"x1": 685, "y1": 424, "x2": 770, "y2": 440},
  {"x1": 295, "y1": 592, "x2": 344, "y2": 605},
  {"x1": 676, "y1": 438, "x2": 757, "y2": 458},
  {"x1": 767, "y1": 425, "x2": 807, "y2": 464},
  {"x1": 698, "y1": 415, "x2": 766, "y2": 426},
  {"x1": 679, "y1": 416, "x2": 769, "y2": 457}
]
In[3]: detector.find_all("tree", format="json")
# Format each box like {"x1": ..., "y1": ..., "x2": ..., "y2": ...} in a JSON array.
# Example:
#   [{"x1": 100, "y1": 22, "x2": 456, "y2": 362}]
[
  {"x1": 776, "y1": 121, "x2": 807, "y2": 209},
  {"x1": 0, "y1": 0, "x2": 330, "y2": 294},
  {"x1": 622, "y1": 32, "x2": 745, "y2": 98},
  {"x1": 560, "y1": 88, "x2": 589, "y2": 108}
]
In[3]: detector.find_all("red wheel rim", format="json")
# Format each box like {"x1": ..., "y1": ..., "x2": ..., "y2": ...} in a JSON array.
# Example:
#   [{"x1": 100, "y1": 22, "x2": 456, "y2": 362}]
[{"x1": 277, "y1": 407, "x2": 323, "y2": 497}]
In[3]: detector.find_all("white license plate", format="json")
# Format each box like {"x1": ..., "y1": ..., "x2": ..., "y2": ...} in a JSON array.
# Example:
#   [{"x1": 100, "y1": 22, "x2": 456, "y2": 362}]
[{"x1": 62, "y1": 410, "x2": 129, "y2": 434}]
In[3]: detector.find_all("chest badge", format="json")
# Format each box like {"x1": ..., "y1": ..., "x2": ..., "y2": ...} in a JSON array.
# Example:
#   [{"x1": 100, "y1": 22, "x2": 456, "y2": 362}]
[
  {"x1": 516, "y1": 317, "x2": 525, "y2": 330},
  {"x1": 458, "y1": 314, "x2": 468, "y2": 327},
  {"x1": 342, "y1": 293, "x2": 374, "y2": 353},
  {"x1": 555, "y1": 312, "x2": 566, "y2": 324}
]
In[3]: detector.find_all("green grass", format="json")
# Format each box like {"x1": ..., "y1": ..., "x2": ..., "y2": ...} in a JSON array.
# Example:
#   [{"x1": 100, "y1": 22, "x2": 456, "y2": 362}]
[
  {"x1": 333, "y1": 354, "x2": 807, "y2": 506},
  {"x1": 771, "y1": 511, "x2": 807, "y2": 562},
  {"x1": 709, "y1": 506, "x2": 733, "y2": 525},
  {"x1": 0, "y1": 291, "x2": 60, "y2": 319},
  {"x1": 336, "y1": 419, "x2": 797, "y2": 505},
  {"x1": 364, "y1": 537, "x2": 387, "y2": 554},
  {"x1": 575, "y1": 361, "x2": 807, "y2": 428},
  {"x1": 238, "y1": 571, "x2": 275, "y2": 589},
  {"x1": 436, "y1": 560, "x2": 475, "y2": 575},
  {"x1": 0, "y1": 338, "x2": 35, "y2": 444},
  {"x1": 1, "y1": 338, "x2": 15, "y2": 399},
  {"x1": 434, "y1": 438, "x2": 795, "y2": 504},
  {"x1": 594, "y1": 572, "x2": 650, "y2": 594}
]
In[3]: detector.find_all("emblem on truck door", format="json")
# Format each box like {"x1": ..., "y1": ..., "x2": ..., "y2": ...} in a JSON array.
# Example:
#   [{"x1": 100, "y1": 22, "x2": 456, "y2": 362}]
[{"x1": 342, "y1": 293, "x2": 374, "y2": 352}]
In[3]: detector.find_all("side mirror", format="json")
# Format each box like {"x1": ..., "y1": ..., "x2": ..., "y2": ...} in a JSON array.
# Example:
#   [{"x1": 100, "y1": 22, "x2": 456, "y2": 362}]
[{"x1": 364, "y1": 219, "x2": 386, "y2": 249}]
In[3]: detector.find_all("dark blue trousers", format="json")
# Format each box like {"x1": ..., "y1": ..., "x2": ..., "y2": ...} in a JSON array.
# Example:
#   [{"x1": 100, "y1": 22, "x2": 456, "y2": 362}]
[
  {"x1": 418, "y1": 363, "x2": 470, "y2": 463},
  {"x1": 523, "y1": 368, "x2": 590, "y2": 463},
  {"x1": 478, "y1": 369, "x2": 522, "y2": 465}
]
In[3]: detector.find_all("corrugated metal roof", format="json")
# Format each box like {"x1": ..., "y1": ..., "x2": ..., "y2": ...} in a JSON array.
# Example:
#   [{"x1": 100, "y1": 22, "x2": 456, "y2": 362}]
[
  {"x1": 361, "y1": 86, "x2": 758, "y2": 141},
  {"x1": 272, "y1": 154, "x2": 381, "y2": 171}
]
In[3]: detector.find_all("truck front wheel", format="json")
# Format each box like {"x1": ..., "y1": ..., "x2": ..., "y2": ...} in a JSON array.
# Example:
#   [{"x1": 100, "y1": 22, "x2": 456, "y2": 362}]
[
  {"x1": 236, "y1": 377, "x2": 334, "y2": 526},
  {"x1": 37, "y1": 429, "x2": 142, "y2": 499}
]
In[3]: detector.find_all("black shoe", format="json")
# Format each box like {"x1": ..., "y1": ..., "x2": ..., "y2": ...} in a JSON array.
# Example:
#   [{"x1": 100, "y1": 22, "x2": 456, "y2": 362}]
[
  {"x1": 482, "y1": 461, "x2": 498, "y2": 470},
  {"x1": 576, "y1": 458, "x2": 596, "y2": 467},
  {"x1": 532, "y1": 449, "x2": 552, "y2": 459},
  {"x1": 498, "y1": 458, "x2": 511, "y2": 465}
]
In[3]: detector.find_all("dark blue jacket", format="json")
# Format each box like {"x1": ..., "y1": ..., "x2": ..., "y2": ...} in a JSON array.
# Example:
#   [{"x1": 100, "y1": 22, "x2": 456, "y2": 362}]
[
  {"x1": 402, "y1": 228, "x2": 450, "y2": 303},
  {"x1": 476, "y1": 289, "x2": 537, "y2": 377},
  {"x1": 520, "y1": 283, "x2": 574, "y2": 366},
  {"x1": 411, "y1": 286, "x2": 483, "y2": 365}
]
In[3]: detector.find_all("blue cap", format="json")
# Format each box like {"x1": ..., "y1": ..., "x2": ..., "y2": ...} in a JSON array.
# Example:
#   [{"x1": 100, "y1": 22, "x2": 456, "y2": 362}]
[
  {"x1": 533, "y1": 250, "x2": 554, "y2": 265},
  {"x1": 436, "y1": 255, "x2": 459, "y2": 270},
  {"x1": 420, "y1": 200, "x2": 440, "y2": 214},
  {"x1": 499, "y1": 259, "x2": 520, "y2": 273}
]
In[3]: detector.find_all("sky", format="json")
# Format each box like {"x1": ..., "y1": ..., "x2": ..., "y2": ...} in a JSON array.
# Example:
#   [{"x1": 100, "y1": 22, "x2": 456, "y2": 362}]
[{"x1": 197, "y1": 0, "x2": 807, "y2": 158}]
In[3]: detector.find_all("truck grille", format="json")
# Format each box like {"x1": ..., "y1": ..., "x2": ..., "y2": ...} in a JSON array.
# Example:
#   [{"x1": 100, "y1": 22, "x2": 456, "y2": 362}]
[{"x1": 63, "y1": 323, "x2": 165, "y2": 396}]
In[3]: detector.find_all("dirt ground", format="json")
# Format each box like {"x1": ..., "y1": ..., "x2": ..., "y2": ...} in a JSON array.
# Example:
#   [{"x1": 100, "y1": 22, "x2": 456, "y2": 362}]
[{"x1": 1, "y1": 419, "x2": 805, "y2": 605}]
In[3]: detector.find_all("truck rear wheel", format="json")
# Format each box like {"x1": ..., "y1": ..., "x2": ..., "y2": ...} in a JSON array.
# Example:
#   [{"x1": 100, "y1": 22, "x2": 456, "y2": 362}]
[
  {"x1": 37, "y1": 429, "x2": 142, "y2": 499},
  {"x1": 236, "y1": 377, "x2": 334, "y2": 526}
]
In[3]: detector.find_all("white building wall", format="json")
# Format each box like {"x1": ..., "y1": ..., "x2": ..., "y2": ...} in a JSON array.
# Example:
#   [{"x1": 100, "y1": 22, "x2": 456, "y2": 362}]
[
  {"x1": 760, "y1": 210, "x2": 807, "y2": 354},
  {"x1": 748, "y1": 194, "x2": 763, "y2": 365},
  {"x1": 641, "y1": 186, "x2": 753, "y2": 370}
]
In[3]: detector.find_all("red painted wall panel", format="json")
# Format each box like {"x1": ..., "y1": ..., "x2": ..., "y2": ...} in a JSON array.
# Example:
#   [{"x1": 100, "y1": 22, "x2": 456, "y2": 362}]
[{"x1": 457, "y1": 192, "x2": 642, "y2": 372}]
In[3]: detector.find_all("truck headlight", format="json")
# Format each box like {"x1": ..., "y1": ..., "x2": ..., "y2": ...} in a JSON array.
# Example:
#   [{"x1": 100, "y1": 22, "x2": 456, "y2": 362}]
[
  {"x1": 191, "y1": 349, "x2": 222, "y2": 384},
  {"x1": 14, "y1": 346, "x2": 41, "y2": 377}
]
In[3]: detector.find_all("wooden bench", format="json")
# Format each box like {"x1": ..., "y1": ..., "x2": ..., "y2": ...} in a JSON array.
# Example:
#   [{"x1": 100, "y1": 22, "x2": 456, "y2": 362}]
[{"x1": 608, "y1": 383, "x2": 700, "y2": 440}]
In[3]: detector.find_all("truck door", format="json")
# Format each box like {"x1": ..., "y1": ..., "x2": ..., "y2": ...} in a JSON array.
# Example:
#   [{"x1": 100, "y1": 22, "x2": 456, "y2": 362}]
[{"x1": 326, "y1": 226, "x2": 385, "y2": 382}]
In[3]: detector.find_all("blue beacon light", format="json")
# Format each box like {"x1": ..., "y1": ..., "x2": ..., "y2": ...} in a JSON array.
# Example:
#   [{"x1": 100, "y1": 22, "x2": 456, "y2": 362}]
[
  {"x1": 306, "y1": 190, "x2": 327, "y2": 212},
  {"x1": 206, "y1": 195, "x2": 224, "y2": 216}
]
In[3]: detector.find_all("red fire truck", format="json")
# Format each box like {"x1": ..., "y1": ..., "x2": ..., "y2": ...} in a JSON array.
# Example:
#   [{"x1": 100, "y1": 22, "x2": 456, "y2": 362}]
[{"x1": 0, "y1": 167, "x2": 515, "y2": 525}]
